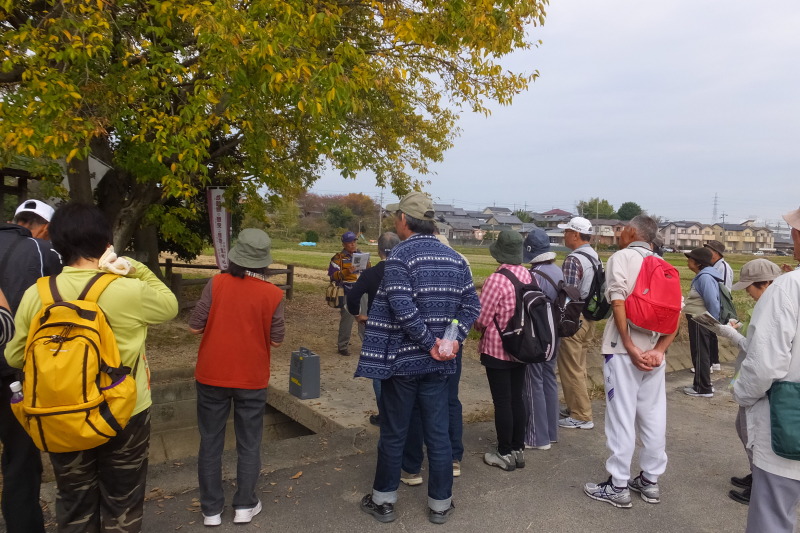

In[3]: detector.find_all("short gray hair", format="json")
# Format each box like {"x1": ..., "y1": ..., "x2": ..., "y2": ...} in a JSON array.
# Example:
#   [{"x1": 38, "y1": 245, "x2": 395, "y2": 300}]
[
  {"x1": 377, "y1": 231, "x2": 400, "y2": 258},
  {"x1": 629, "y1": 215, "x2": 658, "y2": 244}
]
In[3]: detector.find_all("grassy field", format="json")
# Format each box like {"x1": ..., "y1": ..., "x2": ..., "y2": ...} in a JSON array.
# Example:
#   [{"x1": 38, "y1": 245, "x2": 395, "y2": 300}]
[{"x1": 266, "y1": 243, "x2": 783, "y2": 322}]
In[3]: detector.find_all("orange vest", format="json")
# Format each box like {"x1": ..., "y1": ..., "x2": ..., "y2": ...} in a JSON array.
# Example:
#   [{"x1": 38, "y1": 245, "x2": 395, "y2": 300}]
[{"x1": 195, "y1": 274, "x2": 284, "y2": 389}]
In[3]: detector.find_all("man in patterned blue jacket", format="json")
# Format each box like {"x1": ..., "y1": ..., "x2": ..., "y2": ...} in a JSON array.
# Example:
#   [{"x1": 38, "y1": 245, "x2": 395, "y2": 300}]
[{"x1": 356, "y1": 191, "x2": 480, "y2": 525}]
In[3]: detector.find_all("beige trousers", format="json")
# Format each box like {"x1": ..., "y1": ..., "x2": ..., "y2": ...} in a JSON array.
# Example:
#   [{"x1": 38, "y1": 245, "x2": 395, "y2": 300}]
[{"x1": 556, "y1": 318, "x2": 596, "y2": 422}]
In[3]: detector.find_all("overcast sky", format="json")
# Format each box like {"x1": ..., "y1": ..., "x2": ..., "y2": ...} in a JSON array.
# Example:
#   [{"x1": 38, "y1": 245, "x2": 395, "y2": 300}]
[{"x1": 309, "y1": 0, "x2": 800, "y2": 227}]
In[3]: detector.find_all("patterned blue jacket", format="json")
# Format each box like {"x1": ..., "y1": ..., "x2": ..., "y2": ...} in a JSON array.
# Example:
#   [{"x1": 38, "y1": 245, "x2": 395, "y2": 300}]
[{"x1": 355, "y1": 233, "x2": 481, "y2": 379}]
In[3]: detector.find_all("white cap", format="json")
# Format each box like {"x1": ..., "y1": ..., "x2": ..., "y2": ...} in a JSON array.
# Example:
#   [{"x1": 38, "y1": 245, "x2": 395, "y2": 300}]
[
  {"x1": 9, "y1": 381, "x2": 22, "y2": 393},
  {"x1": 557, "y1": 216, "x2": 593, "y2": 234},
  {"x1": 15, "y1": 199, "x2": 55, "y2": 222}
]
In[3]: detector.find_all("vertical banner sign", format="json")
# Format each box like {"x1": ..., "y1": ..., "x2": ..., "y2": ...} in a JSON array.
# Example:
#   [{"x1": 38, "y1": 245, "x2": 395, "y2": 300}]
[{"x1": 206, "y1": 187, "x2": 231, "y2": 270}]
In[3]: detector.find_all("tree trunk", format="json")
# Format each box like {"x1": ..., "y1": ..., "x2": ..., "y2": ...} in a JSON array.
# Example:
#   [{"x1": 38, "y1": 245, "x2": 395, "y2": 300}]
[
  {"x1": 111, "y1": 182, "x2": 162, "y2": 253},
  {"x1": 67, "y1": 156, "x2": 93, "y2": 203}
]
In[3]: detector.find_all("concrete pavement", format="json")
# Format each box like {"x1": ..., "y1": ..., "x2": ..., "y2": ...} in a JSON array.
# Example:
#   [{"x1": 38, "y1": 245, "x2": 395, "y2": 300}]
[{"x1": 134, "y1": 366, "x2": 752, "y2": 532}]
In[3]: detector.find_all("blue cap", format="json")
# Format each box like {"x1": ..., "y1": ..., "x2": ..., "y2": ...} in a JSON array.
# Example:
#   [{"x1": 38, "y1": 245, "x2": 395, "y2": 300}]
[{"x1": 341, "y1": 231, "x2": 357, "y2": 243}]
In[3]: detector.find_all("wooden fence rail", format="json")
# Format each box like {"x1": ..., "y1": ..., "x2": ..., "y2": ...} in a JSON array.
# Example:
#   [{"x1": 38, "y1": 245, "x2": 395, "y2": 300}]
[{"x1": 160, "y1": 258, "x2": 295, "y2": 311}]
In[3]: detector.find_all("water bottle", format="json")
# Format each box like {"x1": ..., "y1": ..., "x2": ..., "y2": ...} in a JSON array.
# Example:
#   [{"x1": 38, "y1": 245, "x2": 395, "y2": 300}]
[
  {"x1": 438, "y1": 319, "x2": 460, "y2": 357},
  {"x1": 9, "y1": 381, "x2": 23, "y2": 403}
]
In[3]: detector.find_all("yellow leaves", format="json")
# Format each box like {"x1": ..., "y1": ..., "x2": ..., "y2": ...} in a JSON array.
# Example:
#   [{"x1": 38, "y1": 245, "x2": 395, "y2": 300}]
[
  {"x1": 70, "y1": 92, "x2": 82, "y2": 99},
  {"x1": 66, "y1": 148, "x2": 80, "y2": 162},
  {"x1": 297, "y1": 100, "x2": 305, "y2": 112}
]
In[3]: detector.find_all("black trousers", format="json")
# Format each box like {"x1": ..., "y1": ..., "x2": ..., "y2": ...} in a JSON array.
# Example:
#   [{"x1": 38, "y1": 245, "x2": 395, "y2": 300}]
[
  {"x1": 687, "y1": 316, "x2": 714, "y2": 394},
  {"x1": 0, "y1": 374, "x2": 45, "y2": 533},
  {"x1": 484, "y1": 363, "x2": 527, "y2": 455},
  {"x1": 50, "y1": 409, "x2": 151, "y2": 533}
]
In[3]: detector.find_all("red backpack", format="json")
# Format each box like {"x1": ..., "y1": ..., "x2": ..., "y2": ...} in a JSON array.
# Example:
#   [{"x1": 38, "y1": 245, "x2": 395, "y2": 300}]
[{"x1": 625, "y1": 252, "x2": 682, "y2": 335}]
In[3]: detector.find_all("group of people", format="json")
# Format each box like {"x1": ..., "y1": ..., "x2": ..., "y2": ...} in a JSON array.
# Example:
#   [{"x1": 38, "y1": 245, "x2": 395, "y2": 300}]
[
  {"x1": 0, "y1": 200, "x2": 178, "y2": 532},
  {"x1": 337, "y1": 193, "x2": 800, "y2": 533},
  {"x1": 0, "y1": 200, "x2": 286, "y2": 531},
  {"x1": 2, "y1": 192, "x2": 799, "y2": 532}
]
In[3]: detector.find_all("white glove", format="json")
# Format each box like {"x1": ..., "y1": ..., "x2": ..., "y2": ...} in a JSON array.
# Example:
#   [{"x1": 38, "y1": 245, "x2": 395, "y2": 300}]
[
  {"x1": 718, "y1": 323, "x2": 746, "y2": 349},
  {"x1": 98, "y1": 246, "x2": 136, "y2": 276}
]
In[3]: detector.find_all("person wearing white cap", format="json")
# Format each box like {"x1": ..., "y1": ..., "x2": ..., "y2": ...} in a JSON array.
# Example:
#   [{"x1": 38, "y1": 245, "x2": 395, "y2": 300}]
[
  {"x1": 733, "y1": 208, "x2": 800, "y2": 532},
  {"x1": 0, "y1": 199, "x2": 61, "y2": 533},
  {"x1": 555, "y1": 216, "x2": 599, "y2": 430}
]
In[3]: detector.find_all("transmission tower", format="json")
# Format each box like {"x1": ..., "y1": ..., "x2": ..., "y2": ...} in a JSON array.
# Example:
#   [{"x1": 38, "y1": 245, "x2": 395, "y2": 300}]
[{"x1": 712, "y1": 193, "x2": 718, "y2": 222}]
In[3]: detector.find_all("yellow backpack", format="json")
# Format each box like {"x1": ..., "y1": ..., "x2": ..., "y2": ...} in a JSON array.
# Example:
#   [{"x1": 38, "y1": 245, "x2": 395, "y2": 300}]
[{"x1": 11, "y1": 273, "x2": 137, "y2": 452}]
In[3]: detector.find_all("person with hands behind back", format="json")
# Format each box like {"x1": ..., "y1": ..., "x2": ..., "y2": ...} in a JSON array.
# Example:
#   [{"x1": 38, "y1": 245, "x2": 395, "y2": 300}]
[
  {"x1": 355, "y1": 192, "x2": 479, "y2": 525},
  {"x1": 584, "y1": 215, "x2": 679, "y2": 509}
]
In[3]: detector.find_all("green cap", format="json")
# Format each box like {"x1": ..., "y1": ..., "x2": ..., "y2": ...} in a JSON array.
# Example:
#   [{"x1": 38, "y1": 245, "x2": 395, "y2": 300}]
[
  {"x1": 386, "y1": 191, "x2": 435, "y2": 221},
  {"x1": 451, "y1": 319, "x2": 459, "y2": 326}
]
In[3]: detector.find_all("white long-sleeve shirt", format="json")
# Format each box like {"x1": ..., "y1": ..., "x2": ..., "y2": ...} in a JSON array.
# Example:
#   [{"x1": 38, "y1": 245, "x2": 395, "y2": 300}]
[{"x1": 733, "y1": 270, "x2": 800, "y2": 480}]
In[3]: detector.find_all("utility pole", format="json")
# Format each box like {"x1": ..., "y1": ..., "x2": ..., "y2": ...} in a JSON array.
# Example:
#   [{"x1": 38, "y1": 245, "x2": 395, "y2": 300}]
[
  {"x1": 376, "y1": 189, "x2": 384, "y2": 242},
  {"x1": 720, "y1": 212, "x2": 727, "y2": 250}
]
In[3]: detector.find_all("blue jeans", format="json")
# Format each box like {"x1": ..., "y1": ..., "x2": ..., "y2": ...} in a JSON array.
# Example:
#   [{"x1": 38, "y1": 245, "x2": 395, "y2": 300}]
[
  {"x1": 372, "y1": 373, "x2": 453, "y2": 512},
  {"x1": 196, "y1": 382, "x2": 267, "y2": 515},
  {"x1": 402, "y1": 352, "x2": 463, "y2": 473}
]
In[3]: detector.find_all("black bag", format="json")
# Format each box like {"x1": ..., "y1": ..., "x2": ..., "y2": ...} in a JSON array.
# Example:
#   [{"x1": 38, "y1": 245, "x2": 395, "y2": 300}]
[
  {"x1": 492, "y1": 269, "x2": 556, "y2": 364},
  {"x1": 534, "y1": 269, "x2": 584, "y2": 337},
  {"x1": 574, "y1": 250, "x2": 612, "y2": 321}
]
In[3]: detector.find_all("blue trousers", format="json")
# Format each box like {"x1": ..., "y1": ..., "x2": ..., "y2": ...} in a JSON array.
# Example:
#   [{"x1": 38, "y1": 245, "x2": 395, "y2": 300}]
[
  {"x1": 402, "y1": 352, "x2": 464, "y2": 473},
  {"x1": 372, "y1": 373, "x2": 453, "y2": 512}
]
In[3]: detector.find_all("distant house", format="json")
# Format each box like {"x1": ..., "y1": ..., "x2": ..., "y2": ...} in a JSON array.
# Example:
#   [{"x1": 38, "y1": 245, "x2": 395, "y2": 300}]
[
  {"x1": 589, "y1": 219, "x2": 625, "y2": 246},
  {"x1": 661, "y1": 221, "x2": 704, "y2": 250},
  {"x1": 486, "y1": 214, "x2": 523, "y2": 229},
  {"x1": 483, "y1": 206, "x2": 513, "y2": 216},
  {"x1": 710, "y1": 223, "x2": 773, "y2": 253},
  {"x1": 445, "y1": 218, "x2": 484, "y2": 241}
]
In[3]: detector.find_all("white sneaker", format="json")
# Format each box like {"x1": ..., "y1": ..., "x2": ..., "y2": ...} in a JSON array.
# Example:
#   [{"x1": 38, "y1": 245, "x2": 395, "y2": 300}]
[
  {"x1": 711, "y1": 363, "x2": 721, "y2": 372},
  {"x1": 558, "y1": 417, "x2": 594, "y2": 430},
  {"x1": 233, "y1": 500, "x2": 262, "y2": 524},
  {"x1": 203, "y1": 513, "x2": 222, "y2": 527}
]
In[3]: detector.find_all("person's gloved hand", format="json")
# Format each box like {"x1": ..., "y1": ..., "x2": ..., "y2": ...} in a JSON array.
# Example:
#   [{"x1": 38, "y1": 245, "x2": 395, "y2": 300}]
[
  {"x1": 718, "y1": 323, "x2": 746, "y2": 349},
  {"x1": 99, "y1": 246, "x2": 136, "y2": 276}
]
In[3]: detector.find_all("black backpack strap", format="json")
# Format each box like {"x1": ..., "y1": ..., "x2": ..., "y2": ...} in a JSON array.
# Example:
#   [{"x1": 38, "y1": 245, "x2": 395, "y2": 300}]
[
  {"x1": 532, "y1": 268, "x2": 558, "y2": 293},
  {"x1": 493, "y1": 269, "x2": 523, "y2": 335},
  {"x1": 574, "y1": 250, "x2": 601, "y2": 268}
]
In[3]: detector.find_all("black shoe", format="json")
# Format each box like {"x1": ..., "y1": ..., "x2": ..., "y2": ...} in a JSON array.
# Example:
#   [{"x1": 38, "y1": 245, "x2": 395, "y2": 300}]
[
  {"x1": 360, "y1": 494, "x2": 395, "y2": 523},
  {"x1": 728, "y1": 488, "x2": 750, "y2": 505},
  {"x1": 369, "y1": 414, "x2": 380, "y2": 426},
  {"x1": 338, "y1": 348, "x2": 350, "y2": 356},
  {"x1": 429, "y1": 502, "x2": 455, "y2": 525},
  {"x1": 731, "y1": 473, "x2": 752, "y2": 489}
]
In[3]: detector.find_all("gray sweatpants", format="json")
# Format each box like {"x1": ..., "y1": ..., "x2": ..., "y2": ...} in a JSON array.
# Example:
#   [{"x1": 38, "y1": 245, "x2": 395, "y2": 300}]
[{"x1": 747, "y1": 465, "x2": 800, "y2": 533}]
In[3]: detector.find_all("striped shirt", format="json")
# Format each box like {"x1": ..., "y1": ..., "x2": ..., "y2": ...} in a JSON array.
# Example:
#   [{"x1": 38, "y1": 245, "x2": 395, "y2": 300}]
[
  {"x1": 474, "y1": 264, "x2": 533, "y2": 361},
  {"x1": 0, "y1": 307, "x2": 13, "y2": 346}
]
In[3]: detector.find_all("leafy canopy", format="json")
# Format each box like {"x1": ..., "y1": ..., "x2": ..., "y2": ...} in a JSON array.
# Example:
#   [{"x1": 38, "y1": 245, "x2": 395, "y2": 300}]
[
  {"x1": 577, "y1": 197, "x2": 616, "y2": 219},
  {"x1": 617, "y1": 201, "x2": 643, "y2": 221},
  {"x1": 0, "y1": 0, "x2": 548, "y2": 254}
]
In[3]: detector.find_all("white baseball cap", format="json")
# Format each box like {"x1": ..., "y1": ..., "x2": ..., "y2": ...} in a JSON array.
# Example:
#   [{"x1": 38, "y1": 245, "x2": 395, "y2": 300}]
[
  {"x1": 557, "y1": 216, "x2": 593, "y2": 234},
  {"x1": 15, "y1": 199, "x2": 55, "y2": 222}
]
